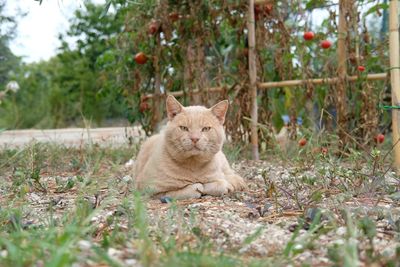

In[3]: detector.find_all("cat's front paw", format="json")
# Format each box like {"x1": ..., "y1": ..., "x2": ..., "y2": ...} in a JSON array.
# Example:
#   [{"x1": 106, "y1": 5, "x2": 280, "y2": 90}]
[
  {"x1": 203, "y1": 179, "x2": 233, "y2": 196},
  {"x1": 190, "y1": 183, "x2": 205, "y2": 195},
  {"x1": 161, "y1": 183, "x2": 204, "y2": 199},
  {"x1": 227, "y1": 174, "x2": 247, "y2": 191}
]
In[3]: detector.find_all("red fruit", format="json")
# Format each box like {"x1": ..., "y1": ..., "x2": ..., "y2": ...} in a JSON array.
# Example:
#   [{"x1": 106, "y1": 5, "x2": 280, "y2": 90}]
[
  {"x1": 264, "y1": 3, "x2": 273, "y2": 14},
  {"x1": 168, "y1": 12, "x2": 180, "y2": 22},
  {"x1": 357, "y1": 65, "x2": 366, "y2": 72},
  {"x1": 376, "y1": 133, "x2": 385, "y2": 144},
  {"x1": 148, "y1": 20, "x2": 159, "y2": 35},
  {"x1": 298, "y1": 138, "x2": 307, "y2": 147},
  {"x1": 303, "y1": 31, "x2": 314, "y2": 41},
  {"x1": 254, "y1": 3, "x2": 272, "y2": 19},
  {"x1": 134, "y1": 52, "x2": 148, "y2": 65},
  {"x1": 321, "y1": 147, "x2": 328, "y2": 155},
  {"x1": 320, "y1": 40, "x2": 332, "y2": 49},
  {"x1": 254, "y1": 4, "x2": 262, "y2": 15},
  {"x1": 139, "y1": 101, "x2": 149, "y2": 112},
  {"x1": 254, "y1": 4, "x2": 262, "y2": 20}
]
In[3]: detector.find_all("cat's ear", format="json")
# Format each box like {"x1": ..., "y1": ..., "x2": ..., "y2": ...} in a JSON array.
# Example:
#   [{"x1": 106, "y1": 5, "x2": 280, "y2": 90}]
[
  {"x1": 166, "y1": 95, "x2": 183, "y2": 120},
  {"x1": 210, "y1": 100, "x2": 229, "y2": 124}
]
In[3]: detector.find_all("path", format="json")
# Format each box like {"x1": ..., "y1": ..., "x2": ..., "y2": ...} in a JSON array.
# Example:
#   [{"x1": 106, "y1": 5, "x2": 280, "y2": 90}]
[{"x1": 0, "y1": 127, "x2": 144, "y2": 148}]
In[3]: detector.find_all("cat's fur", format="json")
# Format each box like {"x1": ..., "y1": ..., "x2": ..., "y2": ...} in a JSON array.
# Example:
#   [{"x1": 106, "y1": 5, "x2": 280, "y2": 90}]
[{"x1": 134, "y1": 95, "x2": 246, "y2": 199}]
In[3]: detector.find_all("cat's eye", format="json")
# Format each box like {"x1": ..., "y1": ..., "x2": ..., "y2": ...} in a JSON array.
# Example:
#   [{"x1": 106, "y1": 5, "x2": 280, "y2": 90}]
[
  {"x1": 179, "y1": 126, "x2": 189, "y2": 131},
  {"x1": 202, "y1": 127, "x2": 211, "y2": 132}
]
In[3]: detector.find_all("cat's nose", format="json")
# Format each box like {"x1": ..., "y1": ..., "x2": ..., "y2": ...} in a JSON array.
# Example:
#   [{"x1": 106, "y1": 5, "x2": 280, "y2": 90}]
[{"x1": 190, "y1": 137, "x2": 200, "y2": 144}]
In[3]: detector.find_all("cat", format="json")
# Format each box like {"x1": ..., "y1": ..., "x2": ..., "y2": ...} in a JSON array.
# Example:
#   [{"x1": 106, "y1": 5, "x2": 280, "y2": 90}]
[{"x1": 133, "y1": 95, "x2": 246, "y2": 199}]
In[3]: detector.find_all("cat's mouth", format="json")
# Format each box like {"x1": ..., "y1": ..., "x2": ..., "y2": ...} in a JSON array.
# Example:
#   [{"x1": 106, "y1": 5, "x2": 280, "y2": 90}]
[{"x1": 191, "y1": 145, "x2": 202, "y2": 151}]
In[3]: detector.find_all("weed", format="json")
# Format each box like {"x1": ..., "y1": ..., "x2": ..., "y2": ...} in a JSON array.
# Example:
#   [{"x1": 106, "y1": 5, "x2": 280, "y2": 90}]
[{"x1": 0, "y1": 141, "x2": 399, "y2": 266}]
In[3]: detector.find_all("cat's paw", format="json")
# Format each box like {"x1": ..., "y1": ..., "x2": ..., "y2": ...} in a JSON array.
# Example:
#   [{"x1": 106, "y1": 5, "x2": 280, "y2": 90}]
[
  {"x1": 161, "y1": 183, "x2": 204, "y2": 199},
  {"x1": 189, "y1": 183, "x2": 205, "y2": 195},
  {"x1": 227, "y1": 174, "x2": 247, "y2": 191},
  {"x1": 203, "y1": 179, "x2": 233, "y2": 196}
]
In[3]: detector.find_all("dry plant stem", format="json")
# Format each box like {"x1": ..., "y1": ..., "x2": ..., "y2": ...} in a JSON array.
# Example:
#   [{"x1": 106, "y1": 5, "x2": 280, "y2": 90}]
[
  {"x1": 382, "y1": 138, "x2": 400, "y2": 175},
  {"x1": 321, "y1": 110, "x2": 370, "y2": 160},
  {"x1": 336, "y1": 0, "x2": 350, "y2": 149},
  {"x1": 369, "y1": 138, "x2": 400, "y2": 177},
  {"x1": 277, "y1": 185, "x2": 303, "y2": 211},
  {"x1": 248, "y1": 0, "x2": 259, "y2": 160},
  {"x1": 153, "y1": 33, "x2": 162, "y2": 126},
  {"x1": 389, "y1": 0, "x2": 400, "y2": 172},
  {"x1": 369, "y1": 138, "x2": 400, "y2": 199}
]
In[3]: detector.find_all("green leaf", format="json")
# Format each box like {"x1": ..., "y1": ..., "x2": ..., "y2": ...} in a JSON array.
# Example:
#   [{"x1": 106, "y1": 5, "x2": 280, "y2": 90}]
[
  {"x1": 364, "y1": 3, "x2": 389, "y2": 17},
  {"x1": 358, "y1": 217, "x2": 376, "y2": 240},
  {"x1": 101, "y1": 0, "x2": 113, "y2": 18},
  {"x1": 305, "y1": 0, "x2": 328, "y2": 11},
  {"x1": 389, "y1": 192, "x2": 400, "y2": 200}
]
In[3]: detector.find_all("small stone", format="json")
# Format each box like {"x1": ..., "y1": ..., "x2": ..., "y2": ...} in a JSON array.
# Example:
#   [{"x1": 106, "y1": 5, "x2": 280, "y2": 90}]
[
  {"x1": 29, "y1": 192, "x2": 41, "y2": 202},
  {"x1": 22, "y1": 220, "x2": 35, "y2": 230},
  {"x1": 78, "y1": 240, "x2": 92, "y2": 250},
  {"x1": 125, "y1": 259, "x2": 138, "y2": 265},
  {"x1": 108, "y1": 247, "x2": 123, "y2": 258},
  {"x1": 122, "y1": 175, "x2": 132, "y2": 183},
  {"x1": 247, "y1": 210, "x2": 260, "y2": 220},
  {"x1": 336, "y1": 226, "x2": 346, "y2": 236},
  {"x1": 160, "y1": 196, "x2": 172, "y2": 203},
  {"x1": 124, "y1": 159, "x2": 135, "y2": 167},
  {"x1": 289, "y1": 224, "x2": 299, "y2": 232},
  {"x1": 293, "y1": 243, "x2": 303, "y2": 250},
  {"x1": 0, "y1": 250, "x2": 7, "y2": 258}
]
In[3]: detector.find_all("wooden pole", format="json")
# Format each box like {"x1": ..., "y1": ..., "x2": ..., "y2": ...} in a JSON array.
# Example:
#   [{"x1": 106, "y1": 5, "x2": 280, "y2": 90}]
[
  {"x1": 336, "y1": 0, "x2": 349, "y2": 148},
  {"x1": 389, "y1": 0, "x2": 400, "y2": 172},
  {"x1": 258, "y1": 73, "x2": 387, "y2": 89},
  {"x1": 248, "y1": 0, "x2": 259, "y2": 160},
  {"x1": 144, "y1": 73, "x2": 387, "y2": 99}
]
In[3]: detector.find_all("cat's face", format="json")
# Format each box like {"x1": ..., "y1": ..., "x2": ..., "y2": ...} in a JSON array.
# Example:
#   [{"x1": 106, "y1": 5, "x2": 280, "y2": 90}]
[{"x1": 164, "y1": 96, "x2": 228, "y2": 159}]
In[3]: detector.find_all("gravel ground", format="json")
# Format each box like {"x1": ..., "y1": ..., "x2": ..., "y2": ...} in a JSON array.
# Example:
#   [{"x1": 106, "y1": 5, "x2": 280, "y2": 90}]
[{"x1": 2, "y1": 157, "x2": 399, "y2": 266}]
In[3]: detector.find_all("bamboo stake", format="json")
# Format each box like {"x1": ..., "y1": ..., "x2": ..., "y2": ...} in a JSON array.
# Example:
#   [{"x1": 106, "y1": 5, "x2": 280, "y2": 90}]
[
  {"x1": 336, "y1": 0, "x2": 349, "y2": 147},
  {"x1": 258, "y1": 73, "x2": 387, "y2": 89},
  {"x1": 389, "y1": 0, "x2": 400, "y2": 172},
  {"x1": 248, "y1": 0, "x2": 259, "y2": 160},
  {"x1": 144, "y1": 73, "x2": 387, "y2": 99}
]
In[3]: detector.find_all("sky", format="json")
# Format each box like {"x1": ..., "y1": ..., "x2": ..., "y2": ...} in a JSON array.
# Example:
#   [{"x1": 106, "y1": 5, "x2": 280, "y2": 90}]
[
  {"x1": 4, "y1": 0, "x2": 332, "y2": 64},
  {"x1": 5, "y1": 0, "x2": 105, "y2": 63}
]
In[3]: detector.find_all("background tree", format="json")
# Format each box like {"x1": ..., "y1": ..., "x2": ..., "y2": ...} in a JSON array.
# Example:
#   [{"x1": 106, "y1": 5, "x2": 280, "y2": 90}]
[
  {"x1": 0, "y1": 2, "x2": 127, "y2": 129},
  {"x1": 0, "y1": 2, "x2": 20, "y2": 89}
]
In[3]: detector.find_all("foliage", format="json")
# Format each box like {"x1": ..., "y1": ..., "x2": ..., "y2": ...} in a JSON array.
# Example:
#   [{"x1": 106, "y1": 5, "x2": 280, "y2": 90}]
[
  {"x1": 0, "y1": 0, "x2": 394, "y2": 147},
  {"x1": 0, "y1": 2, "x2": 127, "y2": 129},
  {"x1": 100, "y1": 0, "x2": 391, "y2": 143},
  {"x1": 0, "y1": 2, "x2": 20, "y2": 90}
]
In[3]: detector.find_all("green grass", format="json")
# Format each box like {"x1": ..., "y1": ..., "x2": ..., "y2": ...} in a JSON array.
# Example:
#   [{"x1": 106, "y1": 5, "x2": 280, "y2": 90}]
[{"x1": 0, "y1": 140, "x2": 399, "y2": 266}]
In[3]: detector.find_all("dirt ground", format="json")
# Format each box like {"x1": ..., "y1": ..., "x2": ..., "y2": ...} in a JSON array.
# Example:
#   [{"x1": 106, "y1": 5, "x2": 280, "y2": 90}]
[{"x1": 3, "y1": 154, "x2": 399, "y2": 266}]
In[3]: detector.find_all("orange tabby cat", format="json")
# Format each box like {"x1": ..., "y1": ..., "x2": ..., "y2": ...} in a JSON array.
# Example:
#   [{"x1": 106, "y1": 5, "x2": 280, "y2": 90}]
[{"x1": 134, "y1": 95, "x2": 246, "y2": 199}]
